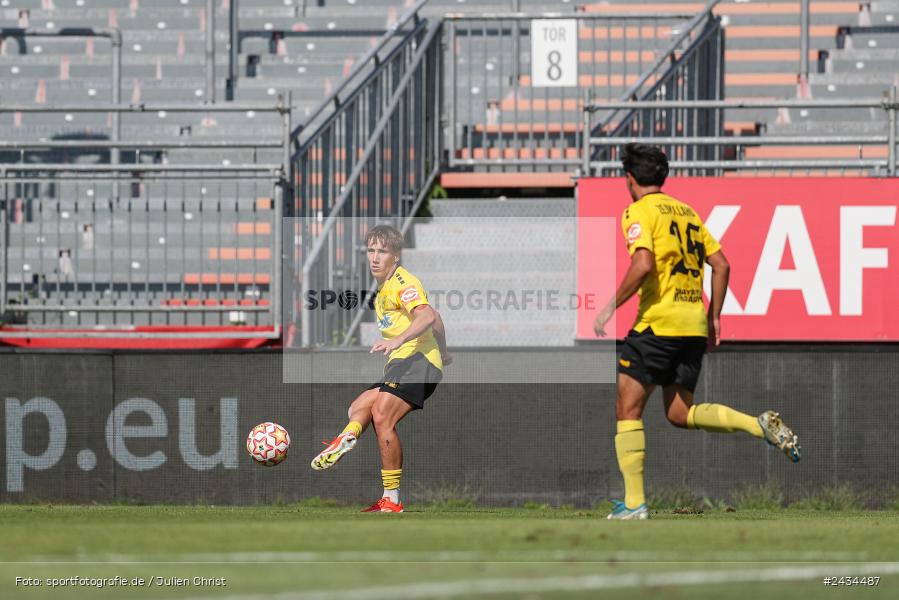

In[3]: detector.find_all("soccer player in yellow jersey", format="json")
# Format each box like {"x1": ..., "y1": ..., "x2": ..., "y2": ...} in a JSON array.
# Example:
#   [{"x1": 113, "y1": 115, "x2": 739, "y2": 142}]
[
  {"x1": 310, "y1": 225, "x2": 449, "y2": 513},
  {"x1": 593, "y1": 144, "x2": 801, "y2": 520}
]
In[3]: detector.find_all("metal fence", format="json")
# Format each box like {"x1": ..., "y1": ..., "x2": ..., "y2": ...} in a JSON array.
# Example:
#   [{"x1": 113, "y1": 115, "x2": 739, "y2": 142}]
[
  {"x1": 0, "y1": 27, "x2": 123, "y2": 173},
  {"x1": 583, "y1": 91, "x2": 899, "y2": 178},
  {"x1": 444, "y1": 1, "x2": 722, "y2": 171},
  {"x1": 0, "y1": 103, "x2": 291, "y2": 338},
  {"x1": 288, "y1": 8, "x2": 442, "y2": 347},
  {"x1": 586, "y1": 12, "x2": 724, "y2": 173}
]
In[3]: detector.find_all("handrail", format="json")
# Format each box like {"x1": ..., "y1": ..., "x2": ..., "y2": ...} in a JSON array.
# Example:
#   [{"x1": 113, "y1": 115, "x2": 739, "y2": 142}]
[
  {"x1": 583, "y1": 90, "x2": 899, "y2": 176},
  {"x1": 292, "y1": 17, "x2": 429, "y2": 150},
  {"x1": 589, "y1": 159, "x2": 888, "y2": 171},
  {"x1": 581, "y1": 7, "x2": 725, "y2": 174},
  {"x1": 587, "y1": 98, "x2": 889, "y2": 110},
  {"x1": 616, "y1": 0, "x2": 722, "y2": 103},
  {"x1": 598, "y1": 14, "x2": 722, "y2": 138},
  {"x1": 0, "y1": 164, "x2": 280, "y2": 173},
  {"x1": 295, "y1": 0, "x2": 429, "y2": 136},
  {"x1": 589, "y1": 136, "x2": 888, "y2": 145},
  {"x1": 0, "y1": 141, "x2": 284, "y2": 149},
  {"x1": 443, "y1": 12, "x2": 696, "y2": 20},
  {"x1": 0, "y1": 103, "x2": 286, "y2": 113}
]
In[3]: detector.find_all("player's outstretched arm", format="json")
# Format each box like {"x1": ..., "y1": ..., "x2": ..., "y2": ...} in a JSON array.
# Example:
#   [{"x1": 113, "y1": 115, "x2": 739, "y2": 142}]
[
  {"x1": 370, "y1": 304, "x2": 437, "y2": 355},
  {"x1": 706, "y1": 250, "x2": 730, "y2": 350}
]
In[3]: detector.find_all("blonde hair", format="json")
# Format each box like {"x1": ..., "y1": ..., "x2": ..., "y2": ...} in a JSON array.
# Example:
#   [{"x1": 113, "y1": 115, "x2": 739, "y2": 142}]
[{"x1": 365, "y1": 224, "x2": 404, "y2": 254}]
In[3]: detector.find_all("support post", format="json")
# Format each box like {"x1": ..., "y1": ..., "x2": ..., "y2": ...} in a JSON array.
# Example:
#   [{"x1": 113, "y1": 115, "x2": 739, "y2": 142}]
[
  {"x1": 206, "y1": 0, "x2": 216, "y2": 103},
  {"x1": 889, "y1": 85, "x2": 897, "y2": 176},
  {"x1": 227, "y1": 0, "x2": 239, "y2": 101}
]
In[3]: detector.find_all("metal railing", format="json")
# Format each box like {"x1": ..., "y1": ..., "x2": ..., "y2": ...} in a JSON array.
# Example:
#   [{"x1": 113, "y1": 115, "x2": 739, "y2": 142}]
[
  {"x1": 0, "y1": 102, "x2": 291, "y2": 338},
  {"x1": 444, "y1": 2, "x2": 721, "y2": 170},
  {"x1": 289, "y1": 18, "x2": 443, "y2": 347},
  {"x1": 229, "y1": 0, "x2": 429, "y2": 109},
  {"x1": 582, "y1": 91, "x2": 899, "y2": 177},
  {"x1": 585, "y1": 4, "x2": 724, "y2": 173},
  {"x1": 0, "y1": 27, "x2": 123, "y2": 186}
]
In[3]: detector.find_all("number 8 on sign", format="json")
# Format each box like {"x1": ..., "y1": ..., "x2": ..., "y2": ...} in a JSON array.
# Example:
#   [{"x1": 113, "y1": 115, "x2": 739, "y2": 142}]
[
  {"x1": 530, "y1": 19, "x2": 578, "y2": 87},
  {"x1": 547, "y1": 50, "x2": 563, "y2": 81}
]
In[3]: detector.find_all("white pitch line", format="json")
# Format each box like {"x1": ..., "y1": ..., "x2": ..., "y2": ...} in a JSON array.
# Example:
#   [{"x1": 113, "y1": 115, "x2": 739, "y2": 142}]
[
  {"x1": 26, "y1": 549, "x2": 870, "y2": 564},
  {"x1": 179, "y1": 563, "x2": 899, "y2": 600}
]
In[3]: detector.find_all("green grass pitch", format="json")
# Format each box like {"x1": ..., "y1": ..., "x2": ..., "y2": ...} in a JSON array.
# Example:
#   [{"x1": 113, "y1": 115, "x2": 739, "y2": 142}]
[{"x1": 2, "y1": 505, "x2": 898, "y2": 599}]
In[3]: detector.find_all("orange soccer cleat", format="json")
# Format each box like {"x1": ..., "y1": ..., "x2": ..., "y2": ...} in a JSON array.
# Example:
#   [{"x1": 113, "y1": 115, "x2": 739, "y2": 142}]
[
  {"x1": 361, "y1": 497, "x2": 404, "y2": 513},
  {"x1": 310, "y1": 431, "x2": 357, "y2": 471}
]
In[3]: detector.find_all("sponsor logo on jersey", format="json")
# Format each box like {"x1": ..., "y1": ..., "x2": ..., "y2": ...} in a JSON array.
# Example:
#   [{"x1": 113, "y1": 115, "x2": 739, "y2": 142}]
[
  {"x1": 627, "y1": 222, "x2": 642, "y2": 245},
  {"x1": 400, "y1": 286, "x2": 420, "y2": 304},
  {"x1": 619, "y1": 358, "x2": 631, "y2": 368},
  {"x1": 378, "y1": 314, "x2": 393, "y2": 330}
]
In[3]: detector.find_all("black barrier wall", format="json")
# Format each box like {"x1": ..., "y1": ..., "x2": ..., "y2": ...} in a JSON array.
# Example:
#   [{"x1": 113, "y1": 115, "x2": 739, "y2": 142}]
[{"x1": 1, "y1": 349, "x2": 897, "y2": 505}]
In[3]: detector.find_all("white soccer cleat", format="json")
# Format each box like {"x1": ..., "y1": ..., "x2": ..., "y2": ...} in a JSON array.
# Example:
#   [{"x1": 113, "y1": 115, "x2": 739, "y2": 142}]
[
  {"x1": 758, "y1": 410, "x2": 801, "y2": 463},
  {"x1": 606, "y1": 500, "x2": 649, "y2": 520},
  {"x1": 311, "y1": 431, "x2": 357, "y2": 470}
]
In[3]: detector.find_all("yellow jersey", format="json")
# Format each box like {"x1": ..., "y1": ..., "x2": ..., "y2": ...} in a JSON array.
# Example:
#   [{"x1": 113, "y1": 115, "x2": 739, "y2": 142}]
[
  {"x1": 621, "y1": 192, "x2": 721, "y2": 337},
  {"x1": 375, "y1": 266, "x2": 443, "y2": 370}
]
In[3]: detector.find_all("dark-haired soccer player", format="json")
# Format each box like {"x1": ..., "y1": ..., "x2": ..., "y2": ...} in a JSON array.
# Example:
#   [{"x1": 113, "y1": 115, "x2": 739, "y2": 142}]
[
  {"x1": 311, "y1": 225, "x2": 450, "y2": 513},
  {"x1": 594, "y1": 143, "x2": 801, "y2": 520}
]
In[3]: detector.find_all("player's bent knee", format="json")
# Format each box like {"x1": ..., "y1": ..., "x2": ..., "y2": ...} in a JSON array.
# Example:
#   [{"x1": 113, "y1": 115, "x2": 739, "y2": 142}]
[
  {"x1": 349, "y1": 389, "x2": 377, "y2": 418},
  {"x1": 370, "y1": 403, "x2": 394, "y2": 432}
]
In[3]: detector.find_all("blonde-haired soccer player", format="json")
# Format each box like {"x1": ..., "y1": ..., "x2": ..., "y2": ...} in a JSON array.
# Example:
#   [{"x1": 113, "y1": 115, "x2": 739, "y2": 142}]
[
  {"x1": 594, "y1": 143, "x2": 801, "y2": 520},
  {"x1": 311, "y1": 224, "x2": 450, "y2": 513}
]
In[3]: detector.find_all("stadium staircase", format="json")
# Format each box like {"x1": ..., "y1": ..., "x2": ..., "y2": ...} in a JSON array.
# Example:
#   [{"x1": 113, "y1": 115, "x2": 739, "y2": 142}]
[{"x1": 359, "y1": 196, "x2": 578, "y2": 347}]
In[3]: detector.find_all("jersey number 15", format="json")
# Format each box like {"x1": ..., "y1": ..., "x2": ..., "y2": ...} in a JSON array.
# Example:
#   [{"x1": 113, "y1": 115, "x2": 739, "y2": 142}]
[{"x1": 669, "y1": 221, "x2": 706, "y2": 278}]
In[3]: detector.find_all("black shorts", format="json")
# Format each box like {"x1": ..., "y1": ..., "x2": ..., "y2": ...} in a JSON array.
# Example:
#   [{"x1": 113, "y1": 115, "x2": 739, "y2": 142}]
[
  {"x1": 618, "y1": 327, "x2": 707, "y2": 393},
  {"x1": 367, "y1": 352, "x2": 443, "y2": 409}
]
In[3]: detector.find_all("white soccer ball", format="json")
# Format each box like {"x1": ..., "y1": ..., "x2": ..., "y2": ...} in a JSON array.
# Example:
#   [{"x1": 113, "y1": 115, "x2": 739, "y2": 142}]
[{"x1": 246, "y1": 422, "x2": 290, "y2": 466}]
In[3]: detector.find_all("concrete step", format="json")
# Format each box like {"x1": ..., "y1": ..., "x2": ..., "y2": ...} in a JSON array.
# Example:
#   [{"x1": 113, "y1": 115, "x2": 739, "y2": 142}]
[
  {"x1": 403, "y1": 248, "x2": 575, "y2": 273},
  {"x1": 429, "y1": 198, "x2": 574, "y2": 218},
  {"x1": 841, "y1": 29, "x2": 899, "y2": 49},
  {"x1": 421, "y1": 271, "x2": 574, "y2": 291},
  {"x1": 411, "y1": 220, "x2": 575, "y2": 250},
  {"x1": 766, "y1": 120, "x2": 890, "y2": 135},
  {"x1": 810, "y1": 83, "x2": 897, "y2": 99}
]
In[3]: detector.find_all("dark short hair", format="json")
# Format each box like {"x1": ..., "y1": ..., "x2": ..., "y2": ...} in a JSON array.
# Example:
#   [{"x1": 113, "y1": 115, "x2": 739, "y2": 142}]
[
  {"x1": 365, "y1": 224, "x2": 404, "y2": 253},
  {"x1": 621, "y1": 143, "x2": 669, "y2": 187}
]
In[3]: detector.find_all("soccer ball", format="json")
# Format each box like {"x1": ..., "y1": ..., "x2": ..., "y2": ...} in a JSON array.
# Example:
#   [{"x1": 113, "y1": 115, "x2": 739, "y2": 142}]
[{"x1": 246, "y1": 422, "x2": 290, "y2": 466}]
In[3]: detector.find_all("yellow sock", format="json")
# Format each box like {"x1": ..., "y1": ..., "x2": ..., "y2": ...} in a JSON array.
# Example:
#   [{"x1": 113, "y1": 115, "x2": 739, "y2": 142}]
[
  {"x1": 687, "y1": 404, "x2": 763, "y2": 438},
  {"x1": 615, "y1": 420, "x2": 646, "y2": 510},
  {"x1": 381, "y1": 469, "x2": 402, "y2": 490},
  {"x1": 342, "y1": 421, "x2": 362, "y2": 438}
]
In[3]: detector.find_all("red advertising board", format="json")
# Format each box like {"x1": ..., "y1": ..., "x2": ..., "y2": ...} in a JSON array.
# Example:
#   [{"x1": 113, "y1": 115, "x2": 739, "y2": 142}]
[{"x1": 577, "y1": 178, "x2": 899, "y2": 341}]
